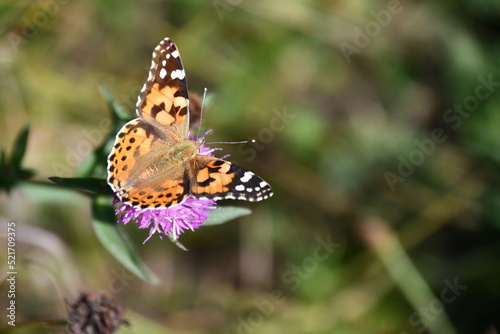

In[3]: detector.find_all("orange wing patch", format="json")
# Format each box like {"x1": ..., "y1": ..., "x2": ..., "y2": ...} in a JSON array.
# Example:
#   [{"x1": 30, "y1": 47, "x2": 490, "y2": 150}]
[
  {"x1": 141, "y1": 83, "x2": 188, "y2": 127},
  {"x1": 192, "y1": 159, "x2": 234, "y2": 194},
  {"x1": 107, "y1": 119, "x2": 160, "y2": 192},
  {"x1": 108, "y1": 119, "x2": 143, "y2": 191},
  {"x1": 119, "y1": 177, "x2": 190, "y2": 209}
]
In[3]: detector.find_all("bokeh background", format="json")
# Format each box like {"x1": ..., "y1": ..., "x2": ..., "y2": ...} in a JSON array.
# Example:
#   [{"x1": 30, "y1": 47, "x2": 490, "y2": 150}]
[{"x1": 1, "y1": 0, "x2": 500, "y2": 333}]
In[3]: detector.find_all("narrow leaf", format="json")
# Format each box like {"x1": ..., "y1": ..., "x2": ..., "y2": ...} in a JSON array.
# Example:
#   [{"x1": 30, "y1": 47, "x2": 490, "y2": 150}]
[
  {"x1": 10, "y1": 123, "x2": 30, "y2": 169},
  {"x1": 204, "y1": 206, "x2": 252, "y2": 226},
  {"x1": 92, "y1": 196, "x2": 159, "y2": 285},
  {"x1": 98, "y1": 84, "x2": 132, "y2": 123},
  {"x1": 73, "y1": 84, "x2": 133, "y2": 178},
  {"x1": 75, "y1": 85, "x2": 130, "y2": 178},
  {"x1": 49, "y1": 177, "x2": 113, "y2": 196}
]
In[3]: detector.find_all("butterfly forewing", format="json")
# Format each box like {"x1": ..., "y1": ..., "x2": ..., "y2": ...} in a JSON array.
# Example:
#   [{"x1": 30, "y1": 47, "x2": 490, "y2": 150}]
[
  {"x1": 107, "y1": 118, "x2": 191, "y2": 208},
  {"x1": 136, "y1": 38, "x2": 190, "y2": 136}
]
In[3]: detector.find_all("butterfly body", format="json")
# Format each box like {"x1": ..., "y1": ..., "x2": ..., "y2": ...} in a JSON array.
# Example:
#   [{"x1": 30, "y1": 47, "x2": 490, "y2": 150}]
[
  {"x1": 135, "y1": 140, "x2": 199, "y2": 184},
  {"x1": 107, "y1": 38, "x2": 273, "y2": 210}
]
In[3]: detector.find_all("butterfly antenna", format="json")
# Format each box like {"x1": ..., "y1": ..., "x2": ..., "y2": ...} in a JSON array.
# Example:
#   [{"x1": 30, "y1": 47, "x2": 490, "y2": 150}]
[
  {"x1": 206, "y1": 139, "x2": 256, "y2": 145},
  {"x1": 196, "y1": 87, "x2": 208, "y2": 139}
]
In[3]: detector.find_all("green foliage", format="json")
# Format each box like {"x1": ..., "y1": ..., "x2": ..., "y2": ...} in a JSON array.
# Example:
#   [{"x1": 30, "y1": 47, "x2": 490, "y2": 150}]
[
  {"x1": 204, "y1": 206, "x2": 251, "y2": 226},
  {"x1": 49, "y1": 177, "x2": 113, "y2": 196},
  {"x1": 0, "y1": 124, "x2": 34, "y2": 192},
  {"x1": 92, "y1": 196, "x2": 160, "y2": 285}
]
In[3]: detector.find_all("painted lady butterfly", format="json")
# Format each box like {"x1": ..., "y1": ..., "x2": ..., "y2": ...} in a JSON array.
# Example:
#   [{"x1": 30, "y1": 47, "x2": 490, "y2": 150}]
[{"x1": 107, "y1": 38, "x2": 273, "y2": 209}]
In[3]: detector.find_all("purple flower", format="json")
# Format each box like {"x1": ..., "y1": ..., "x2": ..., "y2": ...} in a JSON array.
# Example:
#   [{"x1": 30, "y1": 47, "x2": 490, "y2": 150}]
[{"x1": 113, "y1": 132, "x2": 219, "y2": 242}]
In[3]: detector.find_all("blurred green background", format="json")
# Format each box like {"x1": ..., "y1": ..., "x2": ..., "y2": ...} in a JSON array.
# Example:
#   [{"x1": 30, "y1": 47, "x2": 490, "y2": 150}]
[{"x1": 1, "y1": 0, "x2": 500, "y2": 333}]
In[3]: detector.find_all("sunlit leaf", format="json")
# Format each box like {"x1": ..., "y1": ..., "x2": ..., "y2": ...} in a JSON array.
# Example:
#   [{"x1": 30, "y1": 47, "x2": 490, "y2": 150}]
[
  {"x1": 92, "y1": 196, "x2": 159, "y2": 285},
  {"x1": 204, "y1": 206, "x2": 252, "y2": 226}
]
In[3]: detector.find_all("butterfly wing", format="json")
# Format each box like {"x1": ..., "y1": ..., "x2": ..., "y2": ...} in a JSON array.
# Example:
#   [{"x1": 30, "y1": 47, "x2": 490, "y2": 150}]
[
  {"x1": 107, "y1": 119, "x2": 190, "y2": 209},
  {"x1": 136, "y1": 37, "x2": 190, "y2": 138},
  {"x1": 107, "y1": 38, "x2": 193, "y2": 209},
  {"x1": 190, "y1": 156, "x2": 273, "y2": 202}
]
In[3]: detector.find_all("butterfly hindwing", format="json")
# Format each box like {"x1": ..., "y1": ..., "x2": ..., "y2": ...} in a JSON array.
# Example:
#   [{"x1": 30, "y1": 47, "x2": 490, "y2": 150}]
[
  {"x1": 190, "y1": 156, "x2": 273, "y2": 202},
  {"x1": 120, "y1": 173, "x2": 191, "y2": 209}
]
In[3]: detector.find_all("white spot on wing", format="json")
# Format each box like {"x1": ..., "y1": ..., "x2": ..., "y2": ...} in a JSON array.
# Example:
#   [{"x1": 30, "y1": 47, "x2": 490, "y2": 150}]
[
  {"x1": 171, "y1": 49, "x2": 180, "y2": 58},
  {"x1": 259, "y1": 181, "x2": 268, "y2": 188},
  {"x1": 241, "y1": 171, "x2": 254, "y2": 183},
  {"x1": 159, "y1": 68, "x2": 167, "y2": 79},
  {"x1": 171, "y1": 69, "x2": 185, "y2": 80},
  {"x1": 235, "y1": 185, "x2": 245, "y2": 192}
]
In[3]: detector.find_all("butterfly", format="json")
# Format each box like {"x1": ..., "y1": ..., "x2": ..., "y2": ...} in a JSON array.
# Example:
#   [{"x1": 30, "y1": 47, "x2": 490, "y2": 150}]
[{"x1": 107, "y1": 37, "x2": 273, "y2": 209}]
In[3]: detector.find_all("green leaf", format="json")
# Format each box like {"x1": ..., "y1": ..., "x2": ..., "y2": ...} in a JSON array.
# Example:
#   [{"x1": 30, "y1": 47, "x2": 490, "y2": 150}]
[
  {"x1": 92, "y1": 196, "x2": 159, "y2": 285},
  {"x1": 0, "y1": 126, "x2": 34, "y2": 192},
  {"x1": 76, "y1": 152, "x2": 100, "y2": 178},
  {"x1": 49, "y1": 177, "x2": 113, "y2": 196},
  {"x1": 204, "y1": 206, "x2": 252, "y2": 226},
  {"x1": 98, "y1": 84, "x2": 132, "y2": 123},
  {"x1": 72, "y1": 84, "x2": 131, "y2": 178},
  {"x1": 1, "y1": 149, "x2": 6, "y2": 167},
  {"x1": 10, "y1": 123, "x2": 30, "y2": 169}
]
